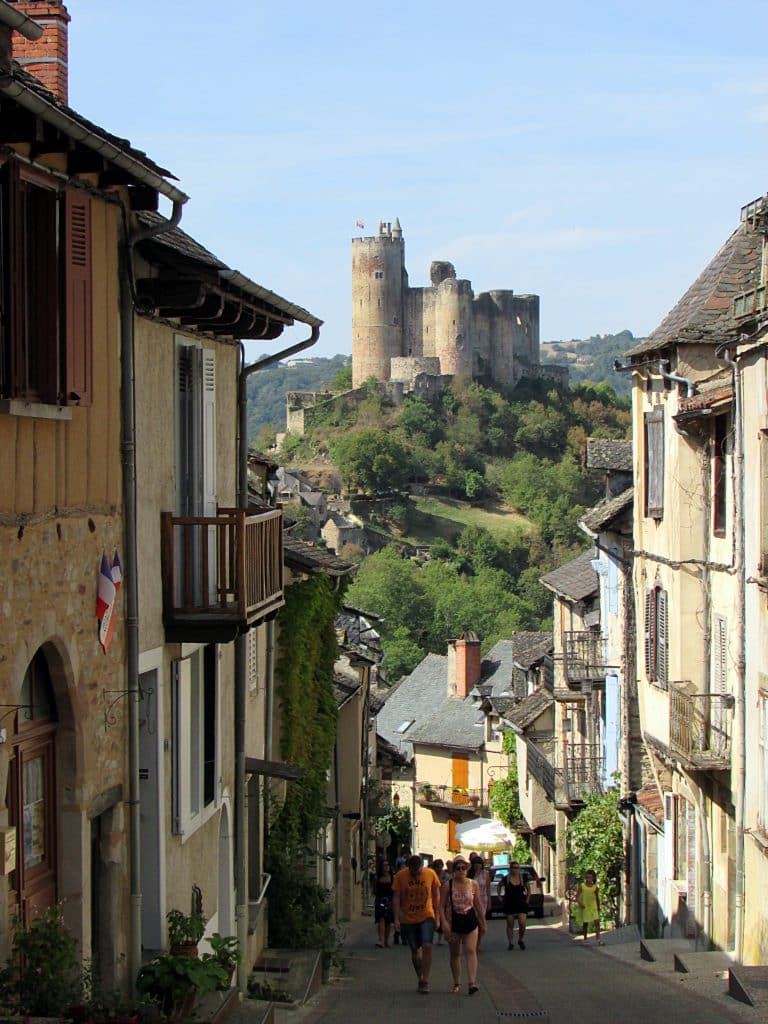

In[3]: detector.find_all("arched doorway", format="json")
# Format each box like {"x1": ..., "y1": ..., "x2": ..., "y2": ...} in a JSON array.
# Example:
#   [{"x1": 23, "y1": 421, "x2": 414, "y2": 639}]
[{"x1": 7, "y1": 650, "x2": 58, "y2": 923}]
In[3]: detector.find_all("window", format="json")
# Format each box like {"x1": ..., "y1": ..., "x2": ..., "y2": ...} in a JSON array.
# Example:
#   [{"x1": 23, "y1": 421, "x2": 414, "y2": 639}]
[
  {"x1": 712, "y1": 415, "x2": 728, "y2": 536},
  {"x1": 644, "y1": 584, "x2": 668, "y2": 688},
  {"x1": 0, "y1": 161, "x2": 92, "y2": 406},
  {"x1": 759, "y1": 689, "x2": 768, "y2": 834},
  {"x1": 644, "y1": 407, "x2": 664, "y2": 519},
  {"x1": 172, "y1": 645, "x2": 219, "y2": 835}
]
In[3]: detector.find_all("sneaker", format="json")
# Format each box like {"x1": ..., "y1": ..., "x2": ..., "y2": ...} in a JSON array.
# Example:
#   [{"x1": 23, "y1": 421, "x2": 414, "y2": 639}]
[
  {"x1": 518, "y1": 940, "x2": 526, "y2": 950},
  {"x1": 507, "y1": 942, "x2": 514, "y2": 950},
  {"x1": 417, "y1": 981, "x2": 429, "y2": 994}
]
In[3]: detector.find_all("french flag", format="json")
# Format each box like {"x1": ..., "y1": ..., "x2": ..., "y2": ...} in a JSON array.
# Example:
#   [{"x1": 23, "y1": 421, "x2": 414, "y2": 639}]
[{"x1": 96, "y1": 552, "x2": 115, "y2": 621}]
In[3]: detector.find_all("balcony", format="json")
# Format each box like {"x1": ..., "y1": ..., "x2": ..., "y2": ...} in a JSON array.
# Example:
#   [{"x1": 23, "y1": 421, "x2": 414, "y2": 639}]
[
  {"x1": 563, "y1": 632, "x2": 607, "y2": 688},
  {"x1": 416, "y1": 783, "x2": 488, "y2": 814},
  {"x1": 554, "y1": 743, "x2": 603, "y2": 808},
  {"x1": 161, "y1": 507, "x2": 283, "y2": 642},
  {"x1": 669, "y1": 683, "x2": 733, "y2": 770},
  {"x1": 526, "y1": 740, "x2": 556, "y2": 801}
]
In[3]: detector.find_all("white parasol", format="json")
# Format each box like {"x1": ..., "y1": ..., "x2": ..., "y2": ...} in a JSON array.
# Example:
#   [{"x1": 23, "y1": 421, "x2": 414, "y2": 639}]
[{"x1": 455, "y1": 817, "x2": 517, "y2": 852}]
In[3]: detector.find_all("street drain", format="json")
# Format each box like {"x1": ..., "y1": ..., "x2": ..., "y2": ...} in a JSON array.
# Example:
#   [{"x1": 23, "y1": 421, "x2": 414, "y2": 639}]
[{"x1": 497, "y1": 1012, "x2": 549, "y2": 1019}]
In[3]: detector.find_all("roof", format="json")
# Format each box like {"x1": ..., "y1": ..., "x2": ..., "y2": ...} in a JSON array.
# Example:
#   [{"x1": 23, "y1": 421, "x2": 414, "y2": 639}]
[
  {"x1": 625, "y1": 216, "x2": 763, "y2": 357},
  {"x1": 0, "y1": 56, "x2": 186, "y2": 202},
  {"x1": 510, "y1": 632, "x2": 553, "y2": 670},
  {"x1": 407, "y1": 695, "x2": 486, "y2": 752},
  {"x1": 540, "y1": 549, "x2": 598, "y2": 603},
  {"x1": 635, "y1": 782, "x2": 664, "y2": 829},
  {"x1": 376, "y1": 653, "x2": 449, "y2": 759},
  {"x1": 586, "y1": 439, "x2": 632, "y2": 472},
  {"x1": 336, "y1": 608, "x2": 384, "y2": 663},
  {"x1": 283, "y1": 536, "x2": 356, "y2": 577},
  {"x1": 333, "y1": 675, "x2": 361, "y2": 709},
  {"x1": 503, "y1": 688, "x2": 554, "y2": 731},
  {"x1": 579, "y1": 488, "x2": 634, "y2": 535},
  {"x1": 676, "y1": 378, "x2": 733, "y2": 415}
]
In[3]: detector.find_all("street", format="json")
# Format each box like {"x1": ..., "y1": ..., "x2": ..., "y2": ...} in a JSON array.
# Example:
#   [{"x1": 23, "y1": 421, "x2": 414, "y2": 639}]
[{"x1": 284, "y1": 916, "x2": 761, "y2": 1024}]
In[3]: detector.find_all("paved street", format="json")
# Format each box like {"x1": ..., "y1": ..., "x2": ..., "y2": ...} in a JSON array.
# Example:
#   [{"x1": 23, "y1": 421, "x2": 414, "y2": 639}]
[{"x1": 283, "y1": 916, "x2": 761, "y2": 1024}]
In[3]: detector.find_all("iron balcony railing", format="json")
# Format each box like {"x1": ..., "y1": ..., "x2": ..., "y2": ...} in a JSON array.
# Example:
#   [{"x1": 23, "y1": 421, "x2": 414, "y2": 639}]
[
  {"x1": 555, "y1": 743, "x2": 603, "y2": 806},
  {"x1": 161, "y1": 507, "x2": 283, "y2": 641},
  {"x1": 563, "y1": 632, "x2": 607, "y2": 686},
  {"x1": 416, "y1": 783, "x2": 488, "y2": 810},
  {"x1": 669, "y1": 684, "x2": 734, "y2": 769}
]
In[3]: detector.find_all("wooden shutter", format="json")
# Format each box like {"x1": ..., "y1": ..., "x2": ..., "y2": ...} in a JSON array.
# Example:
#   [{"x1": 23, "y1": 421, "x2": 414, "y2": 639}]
[
  {"x1": 447, "y1": 817, "x2": 460, "y2": 853},
  {"x1": 202, "y1": 349, "x2": 217, "y2": 518},
  {"x1": 65, "y1": 190, "x2": 92, "y2": 405},
  {"x1": 713, "y1": 616, "x2": 727, "y2": 695},
  {"x1": 644, "y1": 407, "x2": 665, "y2": 519},
  {"x1": 656, "y1": 589, "x2": 668, "y2": 689},
  {"x1": 644, "y1": 588, "x2": 653, "y2": 679}
]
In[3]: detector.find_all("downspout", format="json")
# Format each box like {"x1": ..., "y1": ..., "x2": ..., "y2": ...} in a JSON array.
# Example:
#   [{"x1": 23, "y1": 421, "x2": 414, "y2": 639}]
[
  {"x1": 717, "y1": 343, "x2": 746, "y2": 962},
  {"x1": 697, "y1": 434, "x2": 714, "y2": 947},
  {"x1": 657, "y1": 360, "x2": 695, "y2": 398},
  {"x1": 234, "y1": 324, "x2": 320, "y2": 991},
  {"x1": 120, "y1": 198, "x2": 185, "y2": 991}
]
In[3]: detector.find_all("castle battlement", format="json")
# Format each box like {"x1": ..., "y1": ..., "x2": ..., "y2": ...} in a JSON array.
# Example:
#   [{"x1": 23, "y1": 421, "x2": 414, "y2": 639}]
[{"x1": 351, "y1": 218, "x2": 548, "y2": 391}]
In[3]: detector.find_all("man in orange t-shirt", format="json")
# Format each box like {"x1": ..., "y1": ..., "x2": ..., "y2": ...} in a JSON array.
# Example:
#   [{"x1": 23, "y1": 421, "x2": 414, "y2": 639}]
[{"x1": 392, "y1": 855, "x2": 442, "y2": 994}]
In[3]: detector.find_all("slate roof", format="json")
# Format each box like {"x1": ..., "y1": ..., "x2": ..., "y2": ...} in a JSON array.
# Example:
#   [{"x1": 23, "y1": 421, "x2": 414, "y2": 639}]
[
  {"x1": 511, "y1": 632, "x2": 553, "y2": 670},
  {"x1": 283, "y1": 536, "x2": 356, "y2": 576},
  {"x1": 625, "y1": 215, "x2": 763, "y2": 357},
  {"x1": 676, "y1": 377, "x2": 733, "y2": 415},
  {"x1": 580, "y1": 487, "x2": 634, "y2": 534},
  {"x1": 407, "y1": 695, "x2": 486, "y2": 751},
  {"x1": 503, "y1": 688, "x2": 553, "y2": 731},
  {"x1": 336, "y1": 607, "x2": 384, "y2": 663},
  {"x1": 586, "y1": 439, "x2": 632, "y2": 472},
  {"x1": 540, "y1": 549, "x2": 598, "y2": 603},
  {"x1": 376, "y1": 653, "x2": 449, "y2": 759},
  {"x1": 333, "y1": 675, "x2": 361, "y2": 709}
]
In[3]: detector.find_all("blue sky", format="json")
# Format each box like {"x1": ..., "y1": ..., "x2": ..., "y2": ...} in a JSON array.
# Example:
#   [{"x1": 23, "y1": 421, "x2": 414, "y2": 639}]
[{"x1": 67, "y1": 1, "x2": 768, "y2": 360}]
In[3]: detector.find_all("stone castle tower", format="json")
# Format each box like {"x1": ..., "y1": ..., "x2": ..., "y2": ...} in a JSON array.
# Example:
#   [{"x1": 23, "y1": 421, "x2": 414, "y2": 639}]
[{"x1": 351, "y1": 219, "x2": 541, "y2": 390}]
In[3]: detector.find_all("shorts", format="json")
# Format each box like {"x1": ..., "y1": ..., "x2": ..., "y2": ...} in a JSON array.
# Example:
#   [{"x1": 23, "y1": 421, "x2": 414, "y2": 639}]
[{"x1": 400, "y1": 917, "x2": 436, "y2": 951}]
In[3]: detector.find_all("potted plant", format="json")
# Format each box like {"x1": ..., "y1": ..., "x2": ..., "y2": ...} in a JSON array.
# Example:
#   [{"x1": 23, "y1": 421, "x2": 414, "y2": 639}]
[
  {"x1": 136, "y1": 952, "x2": 226, "y2": 1021},
  {"x1": 166, "y1": 908, "x2": 206, "y2": 957},
  {"x1": 0, "y1": 907, "x2": 83, "y2": 1016},
  {"x1": 204, "y1": 934, "x2": 241, "y2": 988}
]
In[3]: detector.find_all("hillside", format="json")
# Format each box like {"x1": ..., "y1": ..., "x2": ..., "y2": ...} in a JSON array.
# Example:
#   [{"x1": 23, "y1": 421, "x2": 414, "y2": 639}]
[
  {"x1": 246, "y1": 353, "x2": 350, "y2": 440},
  {"x1": 540, "y1": 330, "x2": 642, "y2": 395}
]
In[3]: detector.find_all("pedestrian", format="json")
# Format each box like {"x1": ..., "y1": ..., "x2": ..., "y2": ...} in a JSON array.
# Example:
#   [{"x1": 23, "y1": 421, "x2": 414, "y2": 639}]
[
  {"x1": 441, "y1": 853, "x2": 486, "y2": 996},
  {"x1": 432, "y1": 859, "x2": 446, "y2": 944},
  {"x1": 374, "y1": 860, "x2": 394, "y2": 948},
  {"x1": 468, "y1": 853, "x2": 491, "y2": 950},
  {"x1": 575, "y1": 869, "x2": 604, "y2": 944},
  {"x1": 500, "y1": 861, "x2": 530, "y2": 949},
  {"x1": 392, "y1": 855, "x2": 442, "y2": 994},
  {"x1": 392, "y1": 848, "x2": 409, "y2": 944}
]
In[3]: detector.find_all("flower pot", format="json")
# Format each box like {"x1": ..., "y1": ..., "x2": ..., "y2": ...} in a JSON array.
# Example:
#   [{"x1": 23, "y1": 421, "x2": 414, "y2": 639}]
[{"x1": 170, "y1": 942, "x2": 198, "y2": 958}]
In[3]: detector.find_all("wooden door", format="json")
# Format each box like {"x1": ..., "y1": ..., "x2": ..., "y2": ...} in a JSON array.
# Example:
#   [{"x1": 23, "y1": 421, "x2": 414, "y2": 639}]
[{"x1": 8, "y1": 734, "x2": 57, "y2": 923}]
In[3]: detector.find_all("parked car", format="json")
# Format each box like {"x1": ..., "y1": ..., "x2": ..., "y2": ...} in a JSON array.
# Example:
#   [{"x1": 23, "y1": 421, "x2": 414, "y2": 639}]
[{"x1": 488, "y1": 864, "x2": 545, "y2": 918}]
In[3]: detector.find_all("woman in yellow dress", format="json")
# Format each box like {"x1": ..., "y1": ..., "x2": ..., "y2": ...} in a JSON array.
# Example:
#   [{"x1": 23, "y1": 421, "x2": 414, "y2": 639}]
[{"x1": 575, "y1": 870, "x2": 604, "y2": 944}]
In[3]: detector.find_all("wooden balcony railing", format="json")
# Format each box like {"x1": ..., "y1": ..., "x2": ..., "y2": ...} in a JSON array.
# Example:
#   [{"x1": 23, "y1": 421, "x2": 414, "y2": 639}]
[
  {"x1": 555, "y1": 743, "x2": 603, "y2": 806},
  {"x1": 669, "y1": 684, "x2": 733, "y2": 769},
  {"x1": 563, "y1": 632, "x2": 606, "y2": 686},
  {"x1": 416, "y1": 783, "x2": 488, "y2": 811},
  {"x1": 161, "y1": 507, "x2": 283, "y2": 642}
]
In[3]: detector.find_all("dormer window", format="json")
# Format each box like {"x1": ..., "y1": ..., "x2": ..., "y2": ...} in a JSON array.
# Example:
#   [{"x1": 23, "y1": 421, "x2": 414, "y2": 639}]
[{"x1": 396, "y1": 720, "x2": 414, "y2": 734}]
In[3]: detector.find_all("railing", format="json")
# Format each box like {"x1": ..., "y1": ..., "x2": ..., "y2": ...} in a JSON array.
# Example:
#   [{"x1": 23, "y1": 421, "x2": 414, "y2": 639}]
[
  {"x1": 161, "y1": 507, "x2": 283, "y2": 637},
  {"x1": 563, "y1": 632, "x2": 606, "y2": 686},
  {"x1": 555, "y1": 743, "x2": 603, "y2": 805},
  {"x1": 416, "y1": 783, "x2": 488, "y2": 810},
  {"x1": 669, "y1": 684, "x2": 733, "y2": 769}
]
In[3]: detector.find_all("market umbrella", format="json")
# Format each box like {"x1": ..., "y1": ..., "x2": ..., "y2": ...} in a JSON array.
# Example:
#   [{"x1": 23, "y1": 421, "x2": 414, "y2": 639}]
[{"x1": 455, "y1": 817, "x2": 517, "y2": 852}]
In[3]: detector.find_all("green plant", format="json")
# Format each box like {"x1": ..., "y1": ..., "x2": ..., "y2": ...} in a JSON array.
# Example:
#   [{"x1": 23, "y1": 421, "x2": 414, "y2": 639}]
[
  {"x1": 0, "y1": 907, "x2": 83, "y2": 1016},
  {"x1": 205, "y1": 933, "x2": 241, "y2": 984},
  {"x1": 166, "y1": 908, "x2": 206, "y2": 949},
  {"x1": 137, "y1": 953, "x2": 226, "y2": 1018},
  {"x1": 247, "y1": 977, "x2": 293, "y2": 1003},
  {"x1": 566, "y1": 788, "x2": 624, "y2": 926}
]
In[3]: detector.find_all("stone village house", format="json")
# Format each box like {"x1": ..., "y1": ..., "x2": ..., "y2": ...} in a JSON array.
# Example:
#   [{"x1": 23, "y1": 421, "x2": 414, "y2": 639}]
[{"x1": 0, "y1": 0, "x2": 323, "y2": 992}]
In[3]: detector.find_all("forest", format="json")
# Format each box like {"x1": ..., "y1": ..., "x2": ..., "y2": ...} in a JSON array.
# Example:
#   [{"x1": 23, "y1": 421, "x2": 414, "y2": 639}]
[{"x1": 280, "y1": 371, "x2": 631, "y2": 681}]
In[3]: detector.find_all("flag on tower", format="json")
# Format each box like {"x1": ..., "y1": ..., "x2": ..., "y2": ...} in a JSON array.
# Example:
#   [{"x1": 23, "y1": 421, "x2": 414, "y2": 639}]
[{"x1": 355, "y1": 219, "x2": 365, "y2": 230}]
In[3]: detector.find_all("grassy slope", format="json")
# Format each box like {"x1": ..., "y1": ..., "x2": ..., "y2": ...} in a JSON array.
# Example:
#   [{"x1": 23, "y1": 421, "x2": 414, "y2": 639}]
[{"x1": 403, "y1": 495, "x2": 530, "y2": 546}]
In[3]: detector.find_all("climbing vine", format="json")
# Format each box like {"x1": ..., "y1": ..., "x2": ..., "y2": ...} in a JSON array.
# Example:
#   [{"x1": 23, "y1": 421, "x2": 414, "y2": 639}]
[
  {"x1": 265, "y1": 575, "x2": 343, "y2": 949},
  {"x1": 566, "y1": 788, "x2": 623, "y2": 925}
]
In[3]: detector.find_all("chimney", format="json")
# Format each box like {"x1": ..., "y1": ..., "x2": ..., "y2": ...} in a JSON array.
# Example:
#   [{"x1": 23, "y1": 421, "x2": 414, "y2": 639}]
[
  {"x1": 448, "y1": 630, "x2": 481, "y2": 699},
  {"x1": 11, "y1": 1, "x2": 70, "y2": 102}
]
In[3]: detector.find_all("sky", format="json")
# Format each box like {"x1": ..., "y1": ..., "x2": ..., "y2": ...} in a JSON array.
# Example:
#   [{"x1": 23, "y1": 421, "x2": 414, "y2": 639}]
[{"x1": 66, "y1": 0, "x2": 768, "y2": 361}]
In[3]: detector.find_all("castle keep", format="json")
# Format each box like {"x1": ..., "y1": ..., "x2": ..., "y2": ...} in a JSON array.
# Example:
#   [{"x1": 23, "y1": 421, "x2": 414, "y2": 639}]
[{"x1": 352, "y1": 218, "x2": 542, "y2": 389}]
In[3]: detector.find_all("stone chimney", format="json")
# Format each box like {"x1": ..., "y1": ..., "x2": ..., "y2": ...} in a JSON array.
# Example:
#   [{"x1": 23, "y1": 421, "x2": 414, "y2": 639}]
[
  {"x1": 11, "y1": 1, "x2": 70, "y2": 102},
  {"x1": 448, "y1": 630, "x2": 481, "y2": 699}
]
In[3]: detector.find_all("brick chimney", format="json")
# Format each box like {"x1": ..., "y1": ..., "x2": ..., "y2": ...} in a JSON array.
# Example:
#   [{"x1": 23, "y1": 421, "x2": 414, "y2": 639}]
[
  {"x1": 11, "y1": 1, "x2": 70, "y2": 102},
  {"x1": 448, "y1": 631, "x2": 481, "y2": 699}
]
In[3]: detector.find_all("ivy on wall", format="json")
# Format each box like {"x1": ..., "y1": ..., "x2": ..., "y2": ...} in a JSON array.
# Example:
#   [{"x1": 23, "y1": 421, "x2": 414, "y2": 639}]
[{"x1": 265, "y1": 575, "x2": 344, "y2": 948}]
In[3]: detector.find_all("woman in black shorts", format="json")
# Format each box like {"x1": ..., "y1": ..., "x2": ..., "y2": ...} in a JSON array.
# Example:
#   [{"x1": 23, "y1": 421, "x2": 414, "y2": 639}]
[
  {"x1": 500, "y1": 862, "x2": 530, "y2": 950},
  {"x1": 374, "y1": 860, "x2": 394, "y2": 947}
]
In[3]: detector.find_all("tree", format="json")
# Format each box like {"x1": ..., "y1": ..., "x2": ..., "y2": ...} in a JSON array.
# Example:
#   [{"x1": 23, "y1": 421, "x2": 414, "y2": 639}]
[
  {"x1": 566, "y1": 789, "x2": 624, "y2": 925},
  {"x1": 332, "y1": 364, "x2": 353, "y2": 392},
  {"x1": 331, "y1": 430, "x2": 412, "y2": 493}
]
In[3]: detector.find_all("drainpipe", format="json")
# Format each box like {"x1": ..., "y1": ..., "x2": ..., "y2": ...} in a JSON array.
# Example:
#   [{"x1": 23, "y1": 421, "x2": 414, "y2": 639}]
[
  {"x1": 120, "y1": 198, "x2": 185, "y2": 991},
  {"x1": 657, "y1": 360, "x2": 695, "y2": 398},
  {"x1": 696, "y1": 436, "x2": 714, "y2": 948},
  {"x1": 716, "y1": 343, "x2": 746, "y2": 961},
  {"x1": 234, "y1": 325, "x2": 320, "y2": 991}
]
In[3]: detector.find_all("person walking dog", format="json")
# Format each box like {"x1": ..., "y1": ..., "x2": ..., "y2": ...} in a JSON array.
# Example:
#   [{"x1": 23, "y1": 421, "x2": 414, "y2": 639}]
[{"x1": 392, "y1": 855, "x2": 442, "y2": 994}]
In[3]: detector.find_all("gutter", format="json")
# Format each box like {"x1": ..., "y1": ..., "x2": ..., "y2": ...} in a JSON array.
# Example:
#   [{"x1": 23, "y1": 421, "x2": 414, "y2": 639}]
[
  {"x1": 119, "y1": 197, "x2": 186, "y2": 993},
  {"x1": 234, "y1": 323, "x2": 321, "y2": 992},
  {"x1": 0, "y1": 68, "x2": 189, "y2": 205},
  {"x1": 0, "y1": 3, "x2": 43, "y2": 39}
]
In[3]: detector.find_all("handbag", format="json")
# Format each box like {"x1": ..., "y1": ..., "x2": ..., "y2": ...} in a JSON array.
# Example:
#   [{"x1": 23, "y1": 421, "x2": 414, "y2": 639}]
[{"x1": 449, "y1": 880, "x2": 479, "y2": 934}]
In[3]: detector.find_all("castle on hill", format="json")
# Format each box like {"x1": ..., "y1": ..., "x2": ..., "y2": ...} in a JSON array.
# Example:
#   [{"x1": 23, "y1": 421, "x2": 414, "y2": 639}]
[{"x1": 352, "y1": 218, "x2": 561, "y2": 390}]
